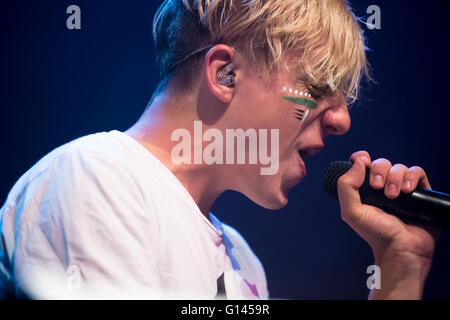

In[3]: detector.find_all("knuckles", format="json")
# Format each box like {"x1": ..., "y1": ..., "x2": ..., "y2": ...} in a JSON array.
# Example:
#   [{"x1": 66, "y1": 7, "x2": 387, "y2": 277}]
[
  {"x1": 384, "y1": 164, "x2": 408, "y2": 183},
  {"x1": 351, "y1": 150, "x2": 370, "y2": 160},
  {"x1": 407, "y1": 166, "x2": 425, "y2": 175},
  {"x1": 390, "y1": 163, "x2": 408, "y2": 172},
  {"x1": 371, "y1": 158, "x2": 392, "y2": 168}
]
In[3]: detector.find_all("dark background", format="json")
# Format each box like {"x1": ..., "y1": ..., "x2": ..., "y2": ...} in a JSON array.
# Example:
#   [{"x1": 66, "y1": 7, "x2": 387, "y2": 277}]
[{"x1": 1, "y1": 0, "x2": 449, "y2": 299}]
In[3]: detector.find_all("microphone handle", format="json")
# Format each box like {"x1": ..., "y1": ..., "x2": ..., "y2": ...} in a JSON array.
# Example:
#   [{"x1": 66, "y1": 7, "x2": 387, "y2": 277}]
[{"x1": 362, "y1": 186, "x2": 450, "y2": 227}]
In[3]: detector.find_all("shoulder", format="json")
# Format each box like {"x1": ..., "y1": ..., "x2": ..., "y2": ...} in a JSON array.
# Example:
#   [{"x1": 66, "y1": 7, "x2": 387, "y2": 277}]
[
  {"x1": 3, "y1": 131, "x2": 146, "y2": 211},
  {"x1": 1, "y1": 131, "x2": 158, "y2": 266}
]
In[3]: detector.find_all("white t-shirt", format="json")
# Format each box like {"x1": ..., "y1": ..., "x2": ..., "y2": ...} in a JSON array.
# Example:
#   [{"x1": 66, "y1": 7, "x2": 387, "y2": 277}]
[{"x1": 0, "y1": 130, "x2": 268, "y2": 299}]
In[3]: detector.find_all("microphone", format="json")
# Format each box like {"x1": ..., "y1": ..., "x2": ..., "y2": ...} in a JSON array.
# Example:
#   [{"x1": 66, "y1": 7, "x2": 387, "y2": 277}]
[{"x1": 323, "y1": 161, "x2": 450, "y2": 227}]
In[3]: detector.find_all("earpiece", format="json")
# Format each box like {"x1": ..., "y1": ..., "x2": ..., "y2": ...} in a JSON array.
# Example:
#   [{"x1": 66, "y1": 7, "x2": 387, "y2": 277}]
[{"x1": 217, "y1": 63, "x2": 236, "y2": 86}]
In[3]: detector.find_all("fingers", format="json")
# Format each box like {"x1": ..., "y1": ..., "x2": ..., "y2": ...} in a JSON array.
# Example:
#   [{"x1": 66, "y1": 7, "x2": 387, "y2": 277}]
[
  {"x1": 369, "y1": 158, "x2": 392, "y2": 190},
  {"x1": 364, "y1": 156, "x2": 431, "y2": 198},
  {"x1": 369, "y1": 159, "x2": 409, "y2": 199},
  {"x1": 384, "y1": 164, "x2": 408, "y2": 199},
  {"x1": 339, "y1": 151, "x2": 432, "y2": 220},
  {"x1": 349, "y1": 151, "x2": 371, "y2": 167},
  {"x1": 337, "y1": 158, "x2": 366, "y2": 222},
  {"x1": 402, "y1": 166, "x2": 432, "y2": 192}
]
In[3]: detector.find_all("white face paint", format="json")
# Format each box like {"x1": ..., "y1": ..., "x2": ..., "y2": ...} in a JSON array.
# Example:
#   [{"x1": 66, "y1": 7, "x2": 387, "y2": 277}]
[
  {"x1": 282, "y1": 86, "x2": 315, "y2": 130},
  {"x1": 282, "y1": 86, "x2": 312, "y2": 98},
  {"x1": 297, "y1": 109, "x2": 309, "y2": 129}
]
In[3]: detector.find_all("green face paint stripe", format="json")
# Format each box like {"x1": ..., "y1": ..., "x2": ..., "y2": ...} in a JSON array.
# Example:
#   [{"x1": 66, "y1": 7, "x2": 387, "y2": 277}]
[{"x1": 282, "y1": 96, "x2": 318, "y2": 109}]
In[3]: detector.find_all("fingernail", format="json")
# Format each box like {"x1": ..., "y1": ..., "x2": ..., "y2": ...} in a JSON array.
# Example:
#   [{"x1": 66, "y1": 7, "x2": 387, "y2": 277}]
[
  {"x1": 374, "y1": 174, "x2": 383, "y2": 186},
  {"x1": 388, "y1": 184, "x2": 397, "y2": 195}
]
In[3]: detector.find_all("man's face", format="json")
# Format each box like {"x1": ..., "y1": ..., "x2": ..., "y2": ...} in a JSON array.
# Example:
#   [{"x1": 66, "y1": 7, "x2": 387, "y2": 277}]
[{"x1": 222, "y1": 61, "x2": 351, "y2": 209}]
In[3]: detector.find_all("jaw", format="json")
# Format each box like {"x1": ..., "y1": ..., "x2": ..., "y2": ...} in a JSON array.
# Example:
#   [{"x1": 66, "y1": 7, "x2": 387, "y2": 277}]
[
  {"x1": 251, "y1": 191, "x2": 288, "y2": 210},
  {"x1": 239, "y1": 171, "x2": 290, "y2": 210}
]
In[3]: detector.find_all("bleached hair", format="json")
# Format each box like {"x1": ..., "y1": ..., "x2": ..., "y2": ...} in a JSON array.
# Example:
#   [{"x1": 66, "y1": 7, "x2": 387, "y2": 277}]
[{"x1": 153, "y1": 0, "x2": 370, "y2": 103}]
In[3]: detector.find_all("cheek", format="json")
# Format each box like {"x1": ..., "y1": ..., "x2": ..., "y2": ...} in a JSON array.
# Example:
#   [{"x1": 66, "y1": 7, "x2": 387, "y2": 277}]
[
  {"x1": 278, "y1": 110, "x2": 302, "y2": 148},
  {"x1": 258, "y1": 100, "x2": 299, "y2": 135},
  {"x1": 233, "y1": 95, "x2": 276, "y2": 128}
]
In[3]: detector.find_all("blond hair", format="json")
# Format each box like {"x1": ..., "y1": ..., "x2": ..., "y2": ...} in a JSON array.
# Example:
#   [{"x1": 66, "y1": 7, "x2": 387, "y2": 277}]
[{"x1": 153, "y1": 0, "x2": 370, "y2": 103}]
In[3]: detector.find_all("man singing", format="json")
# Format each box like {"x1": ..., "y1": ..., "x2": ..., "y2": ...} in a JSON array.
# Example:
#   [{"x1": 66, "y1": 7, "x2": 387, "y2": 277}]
[{"x1": 0, "y1": 0, "x2": 439, "y2": 299}]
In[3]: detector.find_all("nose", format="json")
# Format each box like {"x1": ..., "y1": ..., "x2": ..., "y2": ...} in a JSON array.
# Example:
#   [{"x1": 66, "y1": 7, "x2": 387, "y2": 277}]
[{"x1": 321, "y1": 96, "x2": 351, "y2": 137}]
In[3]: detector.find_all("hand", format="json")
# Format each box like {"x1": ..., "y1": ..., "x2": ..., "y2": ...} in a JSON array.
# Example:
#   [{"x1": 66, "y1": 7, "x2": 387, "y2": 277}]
[{"x1": 337, "y1": 151, "x2": 441, "y2": 299}]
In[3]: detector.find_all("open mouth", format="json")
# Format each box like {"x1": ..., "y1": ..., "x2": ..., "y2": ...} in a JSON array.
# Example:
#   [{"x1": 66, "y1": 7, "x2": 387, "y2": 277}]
[
  {"x1": 298, "y1": 147, "x2": 323, "y2": 160},
  {"x1": 299, "y1": 149, "x2": 314, "y2": 159}
]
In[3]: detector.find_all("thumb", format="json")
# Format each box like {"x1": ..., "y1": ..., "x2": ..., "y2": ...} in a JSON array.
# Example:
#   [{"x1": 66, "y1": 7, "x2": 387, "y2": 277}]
[{"x1": 337, "y1": 158, "x2": 367, "y2": 216}]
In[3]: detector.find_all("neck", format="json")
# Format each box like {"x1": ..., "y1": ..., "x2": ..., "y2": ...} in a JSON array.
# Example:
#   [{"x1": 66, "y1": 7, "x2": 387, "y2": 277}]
[{"x1": 125, "y1": 91, "x2": 226, "y2": 217}]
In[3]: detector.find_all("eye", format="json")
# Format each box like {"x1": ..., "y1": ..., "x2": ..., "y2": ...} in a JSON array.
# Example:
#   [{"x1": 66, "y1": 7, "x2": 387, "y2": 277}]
[{"x1": 308, "y1": 84, "x2": 331, "y2": 100}]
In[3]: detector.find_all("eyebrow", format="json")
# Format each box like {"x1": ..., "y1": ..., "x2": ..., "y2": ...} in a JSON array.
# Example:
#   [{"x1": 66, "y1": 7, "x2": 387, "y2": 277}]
[
  {"x1": 297, "y1": 75, "x2": 334, "y2": 97},
  {"x1": 282, "y1": 96, "x2": 318, "y2": 109}
]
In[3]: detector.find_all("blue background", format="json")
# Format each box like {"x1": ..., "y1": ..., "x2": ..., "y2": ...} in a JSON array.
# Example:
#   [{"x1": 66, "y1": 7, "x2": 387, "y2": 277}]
[{"x1": 1, "y1": 0, "x2": 449, "y2": 299}]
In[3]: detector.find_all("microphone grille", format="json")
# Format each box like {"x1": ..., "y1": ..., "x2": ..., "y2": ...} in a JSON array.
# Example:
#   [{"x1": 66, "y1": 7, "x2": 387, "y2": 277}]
[{"x1": 323, "y1": 161, "x2": 353, "y2": 200}]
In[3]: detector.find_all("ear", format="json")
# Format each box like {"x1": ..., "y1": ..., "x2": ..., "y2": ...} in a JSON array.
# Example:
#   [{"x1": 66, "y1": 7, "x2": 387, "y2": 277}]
[{"x1": 203, "y1": 45, "x2": 237, "y2": 104}]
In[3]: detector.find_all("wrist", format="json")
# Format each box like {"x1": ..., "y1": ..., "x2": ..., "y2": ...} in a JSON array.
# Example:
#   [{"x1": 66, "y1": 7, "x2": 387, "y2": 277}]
[{"x1": 369, "y1": 251, "x2": 432, "y2": 300}]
